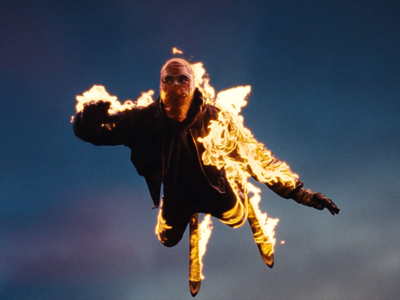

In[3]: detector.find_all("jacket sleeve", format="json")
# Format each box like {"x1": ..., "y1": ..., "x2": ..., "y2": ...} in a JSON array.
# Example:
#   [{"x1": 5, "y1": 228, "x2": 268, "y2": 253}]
[
  {"x1": 249, "y1": 152, "x2": 340, "y2": 214},
  {"x1": 245, "y1": 149, "x2": 303, "y2": 199},
  {"x1": 73, "y1": 108, "x2": 141, "y2": 146}
]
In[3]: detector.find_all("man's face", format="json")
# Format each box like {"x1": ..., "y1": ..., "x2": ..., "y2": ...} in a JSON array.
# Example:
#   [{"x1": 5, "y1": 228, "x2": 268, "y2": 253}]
[{"x1": 160, "y1": 61, "x2": 195, "y2": 106}]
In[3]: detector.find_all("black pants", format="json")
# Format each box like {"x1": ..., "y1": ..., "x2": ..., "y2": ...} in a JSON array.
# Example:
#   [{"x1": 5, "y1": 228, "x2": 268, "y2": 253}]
[{"x1": 158, "y1": 179, "x2": 237, "y2": 247}]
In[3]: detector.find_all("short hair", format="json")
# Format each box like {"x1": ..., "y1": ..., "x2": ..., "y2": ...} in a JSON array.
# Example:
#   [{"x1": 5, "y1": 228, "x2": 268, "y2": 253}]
[{"x1": 160, "y1": 58, "x2": 194, "y2": 78}]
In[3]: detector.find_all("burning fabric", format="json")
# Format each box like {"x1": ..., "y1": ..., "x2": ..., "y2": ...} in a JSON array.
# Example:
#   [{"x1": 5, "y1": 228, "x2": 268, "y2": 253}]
[{"x1": 72, "y1": 57, "x2": 340, "y2": 297}]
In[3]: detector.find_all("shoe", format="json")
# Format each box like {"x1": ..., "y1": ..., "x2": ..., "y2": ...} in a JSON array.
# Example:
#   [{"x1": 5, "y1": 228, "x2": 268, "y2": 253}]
[
  {"x1": 189, "y1": 280, "x2": 201, "y2": 297},
  {"x1": 256, "y1": 242, "x2": 274, "y2": 268}
]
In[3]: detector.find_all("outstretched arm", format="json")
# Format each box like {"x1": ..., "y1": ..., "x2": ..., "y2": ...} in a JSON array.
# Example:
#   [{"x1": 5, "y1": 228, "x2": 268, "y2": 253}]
[
  {"x1": 246, "y1": 149, "x2": 340, "y2": 215},
  {"x1": 199, "y1": 106, "x2": 340, "y2": 215},
  {"x1": 267, "y1": 179, "x2": 340, "y2": 215}
]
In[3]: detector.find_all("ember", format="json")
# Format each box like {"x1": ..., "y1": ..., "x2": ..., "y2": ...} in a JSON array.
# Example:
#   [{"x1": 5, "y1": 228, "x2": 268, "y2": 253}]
[{"x1": 172, "y1": 47, "x2": 183, "y2": 54}]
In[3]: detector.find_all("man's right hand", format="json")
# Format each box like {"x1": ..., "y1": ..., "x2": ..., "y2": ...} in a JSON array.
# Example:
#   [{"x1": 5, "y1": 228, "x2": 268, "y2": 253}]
[{"x1": 81, "y1": 100, "x2": 117, "y2": 127}]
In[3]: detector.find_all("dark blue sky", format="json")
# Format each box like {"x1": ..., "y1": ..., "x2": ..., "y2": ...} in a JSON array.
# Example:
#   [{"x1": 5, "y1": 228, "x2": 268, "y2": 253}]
[{"x1": 1, "y1": 1, "x2": 399, "y2": 299}]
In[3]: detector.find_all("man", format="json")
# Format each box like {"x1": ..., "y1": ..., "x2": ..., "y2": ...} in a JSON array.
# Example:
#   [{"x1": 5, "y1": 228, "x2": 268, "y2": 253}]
[{"x1": 73, "y1": 57, "x2": 339, "y2": 259}]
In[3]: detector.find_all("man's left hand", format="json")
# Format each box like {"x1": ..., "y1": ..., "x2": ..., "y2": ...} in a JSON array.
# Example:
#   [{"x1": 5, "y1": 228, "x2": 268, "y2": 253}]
[
  {"x1": 311, "y1": 192, "x2": 340, "y2": 215},
  {"x1": 293, "y1": 188, "x2": 340, "y2": 215}
]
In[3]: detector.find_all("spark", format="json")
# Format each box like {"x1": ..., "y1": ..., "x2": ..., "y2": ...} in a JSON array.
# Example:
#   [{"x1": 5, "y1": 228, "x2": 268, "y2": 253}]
[{"x1": 172, "y1": 47, "x2": 183, "y2": 54}]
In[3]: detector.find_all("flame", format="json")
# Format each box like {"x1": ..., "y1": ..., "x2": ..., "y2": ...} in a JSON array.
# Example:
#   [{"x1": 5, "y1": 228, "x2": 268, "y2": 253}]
[
  {"x1": 155, "y1": 201, "x2": 172, "y2": 239},
  {"x1": 198, "y1": 214, "x2": 213, "y2": 279},
  {"x1": 248, "y1": 182, "x2": 279, "y2": 253},
  {"x1": 189, "y1": 215, "x2": 201, "y2": 283},
  {"x1": 191, "y1": 62, "x2": 215, "y2": 104},
  {"x1": 74, "y1": 85, "x2": 154, "y2": 115},
  {"x1": 189, "y1": 214, "x2": 213, "y2": 282},
  {"x1": 200, "y1": 87, "x2": 298, "y2": 189},
  {"x1": 194, "y1": 62, "x2": 299, "y2": 255},
  {"x1": 172, "y1": 47, "x2": 183, "y2": 54}
]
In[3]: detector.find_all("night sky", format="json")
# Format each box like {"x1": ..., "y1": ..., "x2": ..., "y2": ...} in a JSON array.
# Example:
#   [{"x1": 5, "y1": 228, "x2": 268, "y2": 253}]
[{"x1": 1, "y1": 1, "x2": 399, "y2": 299}]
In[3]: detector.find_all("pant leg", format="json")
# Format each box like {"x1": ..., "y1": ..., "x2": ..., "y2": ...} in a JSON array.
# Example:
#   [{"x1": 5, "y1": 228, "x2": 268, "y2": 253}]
[
  {"x1": 216, "y1": 182, "x2": 248, "y2": 228},
  {"x1": 156, "y1": 186, "x2": 192, "y2": 247}
]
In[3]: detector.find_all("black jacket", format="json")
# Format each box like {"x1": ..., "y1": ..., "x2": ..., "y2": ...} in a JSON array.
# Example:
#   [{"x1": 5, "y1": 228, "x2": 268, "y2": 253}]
[
  {"x1": 73, "y1": 90, "x2": 235, "y2": 208},
  {"x1": 73, "y1": 90, "x2": 301, "y2": 209}
]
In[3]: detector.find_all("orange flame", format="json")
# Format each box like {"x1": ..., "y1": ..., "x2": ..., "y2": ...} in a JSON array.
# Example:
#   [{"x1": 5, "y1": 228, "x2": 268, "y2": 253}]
[
  {"x1": 155, "y1": 200, "x2": 172, "y2": 238},
  {"x1": 172, "y1": 47, "x2": 183, "y2": 54},
  {"x1": 194, "y1": 62, "x2": 299, "y2": 255},
  {"x1": 74, "y1": 85, "x2": 154, "y2": 115},
  {"x1": 189, "y1": 214, "x2": 213, "y2": 282},
  {"x1": 248, "y1": 182, "x2": 279, "y2": 252},
  {"x1": 200, "y1": 86, "x2": 298, "y2": 189},
  {"x1": 191, "y1": 62, "x2": 215, "y2": 104},
  {"x1": 198, "y1": 214, "x2": 213, "y2": 279}
]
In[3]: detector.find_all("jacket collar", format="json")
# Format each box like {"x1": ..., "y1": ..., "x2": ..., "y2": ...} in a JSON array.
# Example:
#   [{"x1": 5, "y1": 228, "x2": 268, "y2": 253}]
[{"x1": 156, "y1": 88, "x2": 206, "y2": 130}]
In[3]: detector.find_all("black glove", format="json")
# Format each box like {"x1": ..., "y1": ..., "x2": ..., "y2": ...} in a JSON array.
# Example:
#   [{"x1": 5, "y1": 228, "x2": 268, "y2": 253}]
[
  {"x1": 292, "y1": 188, "x2": 340, "y2": 215},
  {"x1": 81, "y1": 100, "x2": 120, "y2": 127}
]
